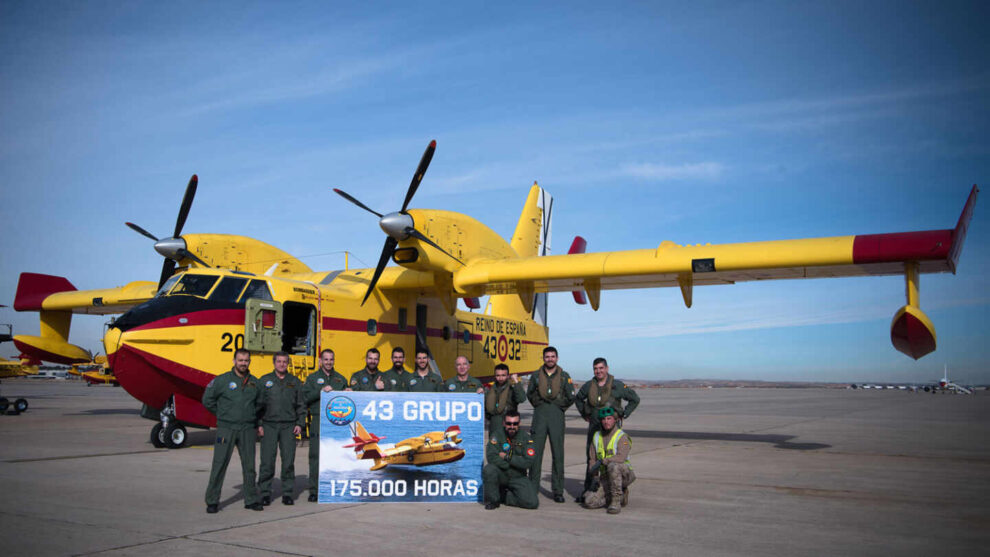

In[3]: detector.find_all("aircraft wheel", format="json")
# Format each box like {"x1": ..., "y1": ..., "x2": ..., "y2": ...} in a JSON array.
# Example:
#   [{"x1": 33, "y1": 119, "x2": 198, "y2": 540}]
[
  {"x1": 0, "y1": 397, "x2": 8, "y2": 414},
  {"x1": 150, "y1": 423, "x2": 167, "y2": 448},
  {"x1": 14, "y1": 398, "x2": 28, "y2": 413},
  {"x1": 165, "y1": 423, "x2": 187, "y2": 449}
]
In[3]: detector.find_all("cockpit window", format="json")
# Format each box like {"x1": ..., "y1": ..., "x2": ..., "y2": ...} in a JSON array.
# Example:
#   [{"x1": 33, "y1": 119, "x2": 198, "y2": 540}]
[
  {"x1": 240, "y1": 279, "x2": 273, "y2": 302},
  {"x1": 169, "y1": 274, "x2": 219, "y2": 297},
  {"x1": 209, "y1": 277, "x2": 248, "y2": 303},
  {"x1": 156, "y1": 275, "x2": 181, "y2": 297}
]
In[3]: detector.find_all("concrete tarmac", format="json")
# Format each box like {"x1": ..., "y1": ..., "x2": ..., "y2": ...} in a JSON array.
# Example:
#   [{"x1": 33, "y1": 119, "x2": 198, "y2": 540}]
[{"x1": 1, "y1": 379, "x2": 988, "y2": 556}]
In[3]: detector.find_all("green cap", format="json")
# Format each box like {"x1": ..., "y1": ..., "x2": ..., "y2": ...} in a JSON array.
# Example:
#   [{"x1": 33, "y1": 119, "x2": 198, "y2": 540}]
[{"x1": 598, "y1": 406, "x2": 616, "y2": 419}]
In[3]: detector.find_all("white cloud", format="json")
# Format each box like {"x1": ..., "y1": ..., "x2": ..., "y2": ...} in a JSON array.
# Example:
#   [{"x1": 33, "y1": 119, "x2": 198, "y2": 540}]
[{"x1": 620, "y1": 161, "x2": 724, "y2": 181}]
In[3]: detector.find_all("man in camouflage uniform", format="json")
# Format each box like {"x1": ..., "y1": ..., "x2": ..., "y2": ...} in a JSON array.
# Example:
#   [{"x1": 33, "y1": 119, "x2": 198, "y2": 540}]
[
  {"x1": 257, "y1": 351, "x2": 306, "y2": 506},
  {"x1": 574, "y1": 357, "x2": 640, "y2": 502},
  {"x1": 441, "y1": 356, "x2": 484, "y2": 393},
  {"x1": 582, "y1": 406, "x2": 635, "y2": 514},
  {"x1": 483, "y1": 410, "x2": 538, "y2": 510},
  {"x1": 302, "y1": 348, "x2": 348, "y2": 502},
  {"x1": 350, "y1": 348, "x2": 403, "y2": 391},
  {"x1": 202, "y1": 348, "x2": 263, "y2": 513},
  {"x1": 526, "y1": 346, "x2": 575, "y2": 503},
  {"x1": 485, "y1": 363, "x2": 526, "y2": 437},
  {"x1": 404, "y1": 349, "x2": 444, "y2": 392}
]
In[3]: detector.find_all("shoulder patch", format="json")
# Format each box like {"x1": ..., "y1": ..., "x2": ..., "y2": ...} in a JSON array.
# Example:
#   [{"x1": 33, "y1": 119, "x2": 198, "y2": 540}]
[
  {"x1": 448, "y1": 384, "x2": 456, "y2": 391},
  {"x1": 490, "y1": 437, "x2": 497, "y2": 444},
  {"x1": 228, "y1": 381, "x2": 238, "y2": 390},
  {"x1": 351, "y1": 379, "x2": 358, "y2": 385},
  {"x1": 317, "y1": 377, "x2": 325, "y2": 384},
  {"x1": 409, "y1": 379, "x2": 418, "y2": 385},
  {"x1": 265, "y1": 380, "x2": 273, "y2": 388},
  {"x1": 526, "y1": 447, "x2": 536, "y2": 457},
  {"x1": 362, "y1": 377, "x2": 369, "y2": 383}
]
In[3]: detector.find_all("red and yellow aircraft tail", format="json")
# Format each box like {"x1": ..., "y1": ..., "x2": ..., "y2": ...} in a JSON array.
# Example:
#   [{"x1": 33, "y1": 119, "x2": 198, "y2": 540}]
[{"x1": 342, "y1": 421, "x2": 385, "y2": 459}]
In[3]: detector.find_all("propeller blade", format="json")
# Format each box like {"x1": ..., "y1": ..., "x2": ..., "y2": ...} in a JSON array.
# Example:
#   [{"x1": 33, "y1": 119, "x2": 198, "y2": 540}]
[
  {"x1": 158, "y1": 259, "x2": 177, "y2": 290},
  {"x1": 333, "y1": 189, "x2": 383, "y2": 218},
  {"x1": 176, "y1": 248, "x2": 211, "y2": 268},
  {"x1": 173, "y1": 174, "x2": 198, "y2": 238},
  {"x1": 126, "y1": 222, "x2": 159, "y2": 242},
  {"x1": 362, "y1": 236, "x2": 398, "y2": 306},
  {"x1": 401, "y1": 140, "x2": 436, "y2": 212},
  {"x1": 405, "y1": 227, "x2": 464, "y2": 265}
]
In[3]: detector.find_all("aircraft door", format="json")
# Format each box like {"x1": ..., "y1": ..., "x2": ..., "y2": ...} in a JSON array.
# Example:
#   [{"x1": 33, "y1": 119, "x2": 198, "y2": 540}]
[
  {"x1": 282, "y1": 302, "x2": 317, "y2": 377},
  {"x1": 245, "y1": 299, "x2": 283, "y2": 353},
  {"x1": 457, "y1": 320, "x2": 474, "y2": 363}
]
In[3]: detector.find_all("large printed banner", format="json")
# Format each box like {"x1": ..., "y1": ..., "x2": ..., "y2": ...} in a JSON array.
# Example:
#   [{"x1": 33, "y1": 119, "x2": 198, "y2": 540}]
[{"x1": 318, "y1": 391, "x2": 484, "y2": 503}]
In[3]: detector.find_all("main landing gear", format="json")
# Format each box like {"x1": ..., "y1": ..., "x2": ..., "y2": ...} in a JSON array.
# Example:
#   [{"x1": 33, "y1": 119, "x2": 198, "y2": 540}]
[{"x1": 150, "y1": 396, "x2": 187, "y2": 449}]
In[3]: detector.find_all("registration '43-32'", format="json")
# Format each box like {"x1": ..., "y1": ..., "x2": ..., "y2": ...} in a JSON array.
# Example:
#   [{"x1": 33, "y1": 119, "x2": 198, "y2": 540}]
[{"x1": 482, "y1": 334, "x2": 521, "y2": 362}]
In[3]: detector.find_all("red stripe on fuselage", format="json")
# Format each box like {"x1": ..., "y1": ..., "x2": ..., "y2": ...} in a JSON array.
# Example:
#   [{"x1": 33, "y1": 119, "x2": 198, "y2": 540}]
[
  {"x1": 852, "y1": 230, "x2": 953, "y2": 265},
  {"x1": 129, "y1": 309, "x2": 245, "y2": 332}
]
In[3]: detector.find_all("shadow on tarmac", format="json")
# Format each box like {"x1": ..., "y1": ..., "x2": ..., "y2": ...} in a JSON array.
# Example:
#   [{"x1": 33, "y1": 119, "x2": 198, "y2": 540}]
[{"x1": 565, "y1": 426, "x2": 830, "y2": 451}]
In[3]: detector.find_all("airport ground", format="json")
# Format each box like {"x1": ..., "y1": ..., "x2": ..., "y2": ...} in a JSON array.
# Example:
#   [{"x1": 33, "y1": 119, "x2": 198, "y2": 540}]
[{"x1": 0, "y1": 379, "x2": 987, "y2": 556}]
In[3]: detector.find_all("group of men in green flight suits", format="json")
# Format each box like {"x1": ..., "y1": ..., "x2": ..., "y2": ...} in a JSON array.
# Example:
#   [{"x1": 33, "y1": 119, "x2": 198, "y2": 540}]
[
  {"x1": 202, "y1": 345, "x2": 638, "y2": 514},
  {"x1": 482, "y1": 348, "x2": 640, "y2": 514}
]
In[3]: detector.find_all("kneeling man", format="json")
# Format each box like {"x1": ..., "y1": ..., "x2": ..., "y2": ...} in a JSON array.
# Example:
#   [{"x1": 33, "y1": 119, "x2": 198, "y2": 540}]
[
  {"x1": 482, "y1": 410, "x2": 538, "y2": 510},
  {"x1": 582, "y1": 406, "x2": 635, "y2": 514}
]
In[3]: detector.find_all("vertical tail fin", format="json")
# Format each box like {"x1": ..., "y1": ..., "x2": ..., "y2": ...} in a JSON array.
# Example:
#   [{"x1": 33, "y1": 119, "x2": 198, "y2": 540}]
[{"x1": 490, "y1": 183, "x2": 553, "y2": 325}]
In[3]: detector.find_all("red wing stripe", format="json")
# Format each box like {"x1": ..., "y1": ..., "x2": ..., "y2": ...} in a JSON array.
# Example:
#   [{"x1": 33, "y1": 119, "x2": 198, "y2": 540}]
[{"x1": 852, "y1": 230, "x2": 952, "y2": 265}]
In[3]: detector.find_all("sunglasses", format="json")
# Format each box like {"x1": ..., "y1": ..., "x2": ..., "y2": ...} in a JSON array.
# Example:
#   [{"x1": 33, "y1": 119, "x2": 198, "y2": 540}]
[{"x1": 504, "y1": 421, "x2": 520, "y2": 426}]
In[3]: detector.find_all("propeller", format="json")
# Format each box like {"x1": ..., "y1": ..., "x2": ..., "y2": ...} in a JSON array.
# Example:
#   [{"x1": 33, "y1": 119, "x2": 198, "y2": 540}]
[
  {"x1": 125, "y1": 174, "x2": 210, "y2": 288},
  {"x1": 334, "y1": 140, "x2": 464, "y2": 305}
]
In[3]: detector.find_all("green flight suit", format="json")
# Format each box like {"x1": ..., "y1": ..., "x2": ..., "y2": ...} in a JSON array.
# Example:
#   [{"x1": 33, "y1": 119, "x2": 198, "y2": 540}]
[
  {"x1": 350, "y1": 367, "x2": 403, "y2": 391},
  {"x1": 441, "y1": 375, "x2": 484, "y2": 393},
  {"x1": 483, "y1": 428, "x2": 538, "y2": 509},
  {"x1": 404, "y1": 370, "x2": 445, "y2": 392},
  {"x1": 388, "y1": 364, "x2": 411, "y2": 391},
  {"x1": 302, "y1": 367, "x2": 348, "y2": 495},
  {"x1": 202, "y1": 369, "x2": 262, "y2": 507},
  {"x1": 485, "y1": 381, "x2": 527, "y2": 437},
  {"x1": 257, "y1": 371, "x2": 306, "y2": 499},
  {"x1": 575, "y1": 375, "x2": 640, "y2": 492},
  {"x1": 526, "y1": 365, "x2": 575, "y2": 497}
]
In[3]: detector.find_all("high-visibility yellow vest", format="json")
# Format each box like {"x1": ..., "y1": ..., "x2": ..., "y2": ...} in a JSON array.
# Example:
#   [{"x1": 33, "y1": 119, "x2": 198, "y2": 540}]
[{"x1": 593, "y1": 428, "x2": 631, "y2": 471}]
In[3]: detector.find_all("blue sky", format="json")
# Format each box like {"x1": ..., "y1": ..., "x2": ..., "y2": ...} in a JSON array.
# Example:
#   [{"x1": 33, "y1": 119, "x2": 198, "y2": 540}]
[{"x1": 1, "y1": 1, "x2": 987, "y2": 383}]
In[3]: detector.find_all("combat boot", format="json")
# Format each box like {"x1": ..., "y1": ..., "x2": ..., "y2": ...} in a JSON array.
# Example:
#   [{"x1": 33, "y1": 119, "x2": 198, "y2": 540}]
[{"x1": 607, "y1": 504, "x2": 621, "y2": 514}]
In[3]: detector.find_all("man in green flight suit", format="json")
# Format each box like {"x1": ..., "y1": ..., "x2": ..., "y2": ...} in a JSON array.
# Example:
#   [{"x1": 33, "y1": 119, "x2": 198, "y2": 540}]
[
  {"x1": 257, "y1": 351, "x2": 306, "y2": 506},
  {"x1": 483, "y1": 410, "x2": 539, "y2": 510},
  {"x1": 441, "y1": 356, "x2": 484, "y2": 393},
  {"x1": 404, "y1": 349, "x2": 444, "y2": 392},
  {"x1": 388, "y1": 346, "x2": 412, "y2": 384},
  {"x1": 302, "y1": 348, "x2": 349, "y2": 502},
  {"x1": 526, "y1": 346, "x2": 575, "y2": 503},
  {"x1": 574, "y1": 357, "x2": 640, "y2": 503},
  {"x1": 202, "y1": 348, "x2": 263, "y2": 513},
  {"x1": 350, "y1": 348, "x2": 403, "y2": 391},
  {"x1": 582, "y1": 406, "x2": 635, "y2": 514},
  {"x1": 485, "y1": 363, "x2": 526, "y2": 437}
]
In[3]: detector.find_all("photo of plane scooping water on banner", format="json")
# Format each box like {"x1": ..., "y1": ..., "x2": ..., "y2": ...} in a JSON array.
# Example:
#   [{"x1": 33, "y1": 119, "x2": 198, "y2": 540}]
[{"x1": 318, "y1": 392, "x2": 484, "y2": 503}]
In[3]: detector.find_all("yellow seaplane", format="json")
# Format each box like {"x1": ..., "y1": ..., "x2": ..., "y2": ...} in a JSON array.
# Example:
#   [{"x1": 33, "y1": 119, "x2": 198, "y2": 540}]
[
  {"x1": 7, "y1": 140, "x2": 979, "y2": 448},
  {"x1": 68, "y1": 355, "x2": 119, "y2": 386},
  {"x1": 343, "y1": 421, "x2": 465, "y2": 471}
]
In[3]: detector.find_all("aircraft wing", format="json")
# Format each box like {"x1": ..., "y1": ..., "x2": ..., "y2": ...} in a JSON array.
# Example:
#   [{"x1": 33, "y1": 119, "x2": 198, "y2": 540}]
[
  {"x1": 383, "y1": 444, "x2": 416, "y2": 457},
  {"x1": 452, "y1": 186, "x2": 978, "y2": 305}
]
